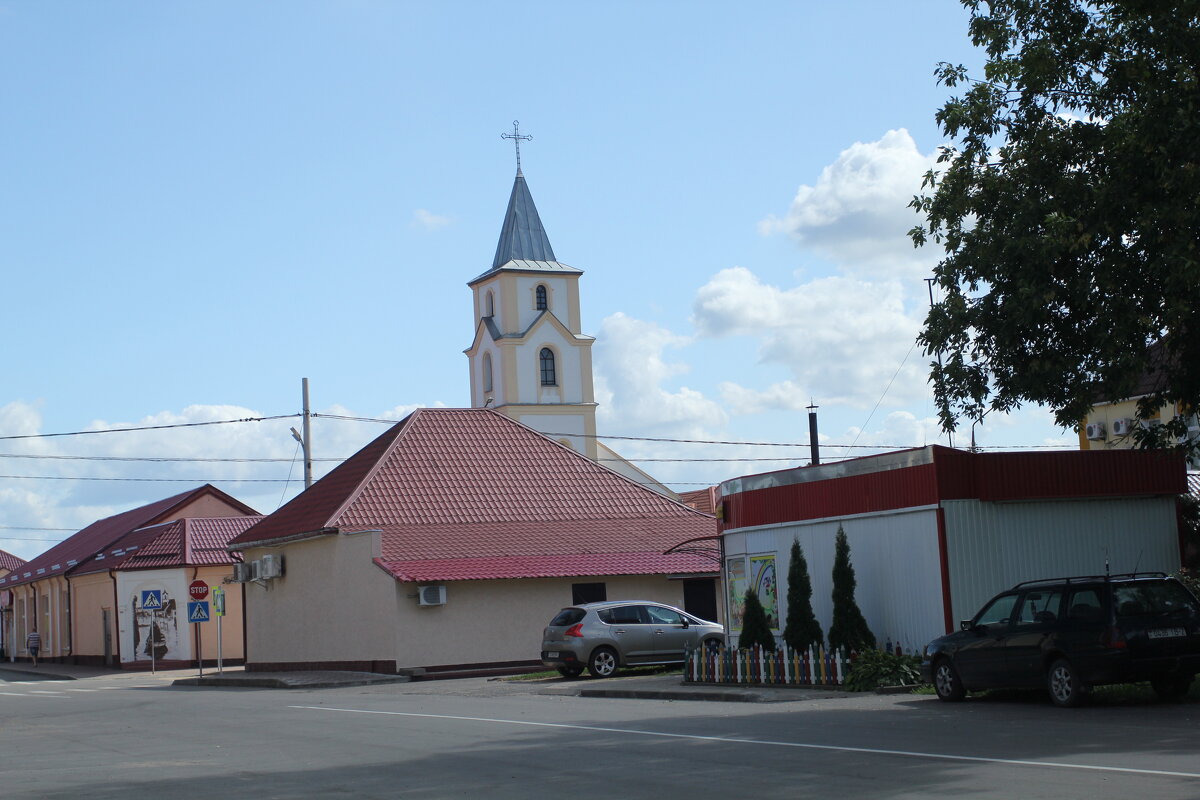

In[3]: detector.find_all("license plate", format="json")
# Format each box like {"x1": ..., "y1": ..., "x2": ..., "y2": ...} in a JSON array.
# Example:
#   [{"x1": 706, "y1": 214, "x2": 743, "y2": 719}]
[
  {"x1": 1148, "y1": 628, "x2": 1187, "y2": 639},
  {"x1": 545, "y1": 651, "x2": 559, "y2": 658}
]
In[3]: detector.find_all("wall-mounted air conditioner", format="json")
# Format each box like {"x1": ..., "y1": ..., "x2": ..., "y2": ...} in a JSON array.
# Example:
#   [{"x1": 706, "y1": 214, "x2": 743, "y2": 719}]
[
  {"x1": 418, "y1": 585, "x2": 447, "y2": 606},
  {"x1": 1085, "y1": 422, "x2": 1106, "y2": 440},
  {"x1": 260, "y1": 554, "x2": 284, "y2": 579},
  {"x1": 1111, "y1": 418, "x2": 1135, "y2": 436},
  {"x1": 232, "y1": 563, "x2": 251, "y2": 583}
]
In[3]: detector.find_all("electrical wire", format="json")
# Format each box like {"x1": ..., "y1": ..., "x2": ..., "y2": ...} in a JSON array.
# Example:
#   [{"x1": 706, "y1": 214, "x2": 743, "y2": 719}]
[{"x1": 0, "y1": 414, "x2": 301, "y2": 441}]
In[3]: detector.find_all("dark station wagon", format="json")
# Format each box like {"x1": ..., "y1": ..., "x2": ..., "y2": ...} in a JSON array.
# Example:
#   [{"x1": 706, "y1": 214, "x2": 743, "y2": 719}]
[{"x1": 921, "y1": 573, "x2": 1200, "y2": 706}]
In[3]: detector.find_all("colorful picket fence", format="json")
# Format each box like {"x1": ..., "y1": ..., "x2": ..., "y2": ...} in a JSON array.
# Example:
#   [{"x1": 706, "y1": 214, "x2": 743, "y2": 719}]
[{"x1": 685, "y1": 643, "x2": 853, "y2": 686}]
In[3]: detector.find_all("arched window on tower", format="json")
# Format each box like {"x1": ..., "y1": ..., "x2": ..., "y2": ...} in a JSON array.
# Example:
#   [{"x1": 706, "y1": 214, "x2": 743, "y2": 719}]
[
  {"x1": 539, "y1": 348, "x2": 557, "y2": 386},
  {"x1": 535, "y1": 284, "x2": 548, "y2": 311},
  {"x1": 482, "y1": 353, "x2": 493, "y2": 392},
  {"x1": 485, "y1": 291, "x2": 495, "y2": 317}
]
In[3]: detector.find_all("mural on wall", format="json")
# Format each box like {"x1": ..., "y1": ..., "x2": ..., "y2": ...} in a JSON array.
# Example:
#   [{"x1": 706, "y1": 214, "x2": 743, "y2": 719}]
[
  {"x1": 726, "y1": 557, "x2": 747, "y2": 629},
  {"x1": 750, "y1": 554, "x2": 779, "y2": 629},
  {"x1": 131, "y1": 590, "x2": 180, "y2": 662},
  {"x1": 726, "y1": 554, "x2": 778, "y2": 630}
]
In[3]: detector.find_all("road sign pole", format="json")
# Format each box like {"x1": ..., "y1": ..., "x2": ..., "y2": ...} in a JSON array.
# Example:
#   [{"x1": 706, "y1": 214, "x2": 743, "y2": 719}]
[
  {"x1": 150, "y1": 607, "x2": 156, "y2": 675},
  {"x1": 196, "y1": 621, "x2": 203, "y2": 678},
  {"x1": 217, "y1": 612, "x2": 223, "y2": 674}
]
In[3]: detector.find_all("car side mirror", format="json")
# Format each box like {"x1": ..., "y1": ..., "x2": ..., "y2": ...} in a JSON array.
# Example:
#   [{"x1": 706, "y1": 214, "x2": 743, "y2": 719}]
[
  {"x1": 680, "y1": 618, "x2": 690, "y2": 628},
  {"x1": 960, "y1": 619, "x2": 975, "y2": 632}
]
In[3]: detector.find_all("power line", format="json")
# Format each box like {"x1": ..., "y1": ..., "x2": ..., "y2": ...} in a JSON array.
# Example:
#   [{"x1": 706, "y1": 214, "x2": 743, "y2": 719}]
[
  {"x1": 0, "y1": 525, "x2": 76, "y2": 531},
  {"x1": 0, "y1": 453, "x2": 342, "y2": 463},
  {"x1": 0, "y1": 475, "x2": 294, "y2": 483},
  {"x1": 0, "y1": 414, "x2": 301, "y2": 441}
]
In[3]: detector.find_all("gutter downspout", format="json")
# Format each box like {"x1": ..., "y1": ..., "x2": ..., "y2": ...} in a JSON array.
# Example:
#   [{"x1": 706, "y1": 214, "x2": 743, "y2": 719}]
[{"x1": 109, "y1": 570, "x2": 121, "y2": 665}]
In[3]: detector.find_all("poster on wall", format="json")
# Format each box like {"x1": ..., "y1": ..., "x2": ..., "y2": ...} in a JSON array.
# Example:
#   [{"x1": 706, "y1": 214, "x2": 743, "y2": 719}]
[
  {"x1": 726, "y1": 557, "x2": 747, "y2": 629},
  {"x1": 131, "y1": 588, "x2": 181, "y2": 662},
  {"x1": 749, "y1": 554, "x2": 779, "y2": 629}
]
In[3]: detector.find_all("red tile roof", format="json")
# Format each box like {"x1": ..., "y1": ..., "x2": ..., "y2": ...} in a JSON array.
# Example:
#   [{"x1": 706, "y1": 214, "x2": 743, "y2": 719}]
[
  {"x1": 0, "y1": 485, "x2": 258, "y2": 588},
  {"x1": 76, "y1": 517, "x2": 262, "y2": 573},
  {"x1": 230, "y1": 409, "x2": 718, "y2": 580},
  {"x1": 0, "y1": 549, "x2": 26, "y2": 573},
  {"x1": 678, "y1": 487, "x2": 718, "y2": 515}
]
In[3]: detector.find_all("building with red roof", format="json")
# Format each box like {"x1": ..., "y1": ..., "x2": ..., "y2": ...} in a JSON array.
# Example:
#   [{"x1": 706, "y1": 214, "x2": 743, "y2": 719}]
[
  {"x1": 227, "y1": 408, "x2": 718, "y2": 675},
  {"x1": 0, "y1": 549, "x2": 27, "y2": 658},
  {"x1": 2, "y1": 485, "x2": 258, "y2": 667}
]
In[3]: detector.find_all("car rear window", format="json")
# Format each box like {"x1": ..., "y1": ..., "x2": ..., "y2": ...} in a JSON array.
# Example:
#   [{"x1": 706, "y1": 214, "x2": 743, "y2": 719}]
[
  {"x1": 548, "y1": 608, "x2": 585, "y2": 627},
  {"x1": 1114, "y1": 582, "x2": 1200, "y2": 619}
]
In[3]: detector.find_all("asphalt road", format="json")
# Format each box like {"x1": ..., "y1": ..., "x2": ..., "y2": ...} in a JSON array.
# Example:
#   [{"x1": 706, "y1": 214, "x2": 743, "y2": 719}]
[{"x1": 3, "y1": 670, "x2": 1199, "y2": 799}]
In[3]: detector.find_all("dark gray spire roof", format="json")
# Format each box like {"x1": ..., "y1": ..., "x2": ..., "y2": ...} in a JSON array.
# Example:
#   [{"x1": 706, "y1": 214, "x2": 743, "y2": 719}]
[{"x1": 491, "y1": 172, "x2": 556, "y2": 269}]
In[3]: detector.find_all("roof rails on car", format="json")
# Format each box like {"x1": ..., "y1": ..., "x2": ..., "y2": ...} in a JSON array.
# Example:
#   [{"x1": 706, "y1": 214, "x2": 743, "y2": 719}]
[{"x1": 1012, "y1": 572, "x2": 1168, "y2": 589}]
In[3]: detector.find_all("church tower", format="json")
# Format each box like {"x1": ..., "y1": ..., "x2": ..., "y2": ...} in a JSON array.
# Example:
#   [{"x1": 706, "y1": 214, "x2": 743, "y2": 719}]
[{"x1": 465, "y1": 127, "x2": 599, "y2": 459}]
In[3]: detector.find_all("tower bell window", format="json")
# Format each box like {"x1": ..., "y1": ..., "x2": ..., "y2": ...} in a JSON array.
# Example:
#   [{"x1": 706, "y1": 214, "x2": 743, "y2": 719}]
[
  {"x1": 539, "y1": 348, "x2": 557, "y2": 386},
  {"x1": 535, "y1": 284, "x2": 548, "y2": 311}
]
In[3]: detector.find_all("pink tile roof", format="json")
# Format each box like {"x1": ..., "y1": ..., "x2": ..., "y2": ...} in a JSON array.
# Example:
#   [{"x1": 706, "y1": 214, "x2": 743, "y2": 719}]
[
  {"x1": 77, "y1": 517, "x2": 262, "y2": 573},
  {"x1": 230, "y1": 409, "x2": 718, "y2": 580},
  {"x1": 0, "y1": 485, "x2": 258, "y2": 587},
  {"x1": 0, "y1": 548, "x2": 26, "y2": 573}
]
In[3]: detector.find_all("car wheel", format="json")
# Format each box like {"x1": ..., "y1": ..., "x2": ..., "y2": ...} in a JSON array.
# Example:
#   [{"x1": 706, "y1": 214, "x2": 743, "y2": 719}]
[
  {"x1": 588, "y1": 646, "x2": 619, "y2": 679},
  {"x1": 933, "y1": 658, "x2": 966, "y2": 702},
  {"x1": 1047, "y1": 658, "x2": 1088, "y2": 707},
  {"x1": 556, "y1": 665, "x2": 584, "y2": 679},
  {"x1": 1150, "y1": 674, "x2": 1193, "y2": 700}
]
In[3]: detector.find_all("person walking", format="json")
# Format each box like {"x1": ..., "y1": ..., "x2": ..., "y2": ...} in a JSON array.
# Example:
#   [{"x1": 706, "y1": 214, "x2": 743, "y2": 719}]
[{"x1": 26, "y1": 628, "x2": 41, "y2": 667}]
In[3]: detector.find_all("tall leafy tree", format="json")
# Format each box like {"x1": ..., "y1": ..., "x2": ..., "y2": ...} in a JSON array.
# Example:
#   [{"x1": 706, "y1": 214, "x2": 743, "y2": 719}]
[
  {"x1": 910, "y1": 1, "x2": 1200, "y2": 436},
  {"x1": 738, "y1": 589, "x2": 777, "y2": 651},
  {"x1": 828, "y1": 525, "x2": 875, "y2": 654},
  {"x1": 783, "y1": 539, "x2": 823, "y2": 651}
]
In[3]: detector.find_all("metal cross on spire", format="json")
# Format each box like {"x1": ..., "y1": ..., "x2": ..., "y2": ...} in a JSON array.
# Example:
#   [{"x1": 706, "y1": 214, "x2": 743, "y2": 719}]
[{"x1": 501, "y1": 120, "x2": 532, "y2": 174}]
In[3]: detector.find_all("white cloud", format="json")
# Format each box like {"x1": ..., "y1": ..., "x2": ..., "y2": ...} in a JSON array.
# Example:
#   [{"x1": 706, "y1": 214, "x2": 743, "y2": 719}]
[
  {"x1": 758, "y1": 129, "x2": 939, "y2": 280},
  {"x1": 412, "y1": 208, "x2": 452, "y2": 230},
  {"x1": 593, "y1": 312, "x2": 727, "y2": 435},
  {"x1": 692, "y1": 267, "x2": 926, "y2": 409}
]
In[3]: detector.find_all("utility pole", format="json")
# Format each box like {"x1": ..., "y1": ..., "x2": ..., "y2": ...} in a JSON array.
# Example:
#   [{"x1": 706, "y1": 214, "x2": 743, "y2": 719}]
[{"x1": 290, "y1": 378, "x2": 314, "y2": 489}]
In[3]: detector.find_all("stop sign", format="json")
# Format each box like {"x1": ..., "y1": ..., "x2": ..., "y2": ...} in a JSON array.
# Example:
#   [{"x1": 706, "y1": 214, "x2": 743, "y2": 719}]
[{"x1": 189, "y1": 580, "x2": 209, "y2": 601}]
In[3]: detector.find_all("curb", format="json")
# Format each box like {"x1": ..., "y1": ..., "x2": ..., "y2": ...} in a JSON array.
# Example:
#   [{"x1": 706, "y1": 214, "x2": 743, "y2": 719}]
[
  {"x1": 172, "y1": 674, "x2": 411, "y2": 689},
  {"x1": 0, "y1": 666, "x2": 75, "y2": 681}
]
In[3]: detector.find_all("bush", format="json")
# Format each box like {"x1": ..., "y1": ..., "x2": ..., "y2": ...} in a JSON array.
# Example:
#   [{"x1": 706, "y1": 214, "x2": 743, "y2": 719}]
[
  {"x1": 738, "y1": 589, "x2": 776, "y2": 651},
  {"x1": 828, "y1": 525, "x2": 876, "y2": 654},
  {"x1": 843, "y1": 649, "x2": 922, "y2": 692},
  {"x1": 783, "y1": 539, "x2": 823, "y2": 652}
]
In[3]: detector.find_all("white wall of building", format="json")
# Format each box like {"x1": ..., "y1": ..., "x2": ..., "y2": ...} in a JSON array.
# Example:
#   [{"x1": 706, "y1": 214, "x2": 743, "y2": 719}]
[{"x1": 115, "y1": 569, "x2": 187, "y2": 664}]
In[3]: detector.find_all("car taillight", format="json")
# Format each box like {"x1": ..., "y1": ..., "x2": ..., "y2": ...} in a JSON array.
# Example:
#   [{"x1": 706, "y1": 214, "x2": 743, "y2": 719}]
[
  {"x1": 1103, "y1": 625, "x2": 1127, "y2": 649},
  {"x1": 565, "y1": 623, "x2": 584, "y2": 638}
]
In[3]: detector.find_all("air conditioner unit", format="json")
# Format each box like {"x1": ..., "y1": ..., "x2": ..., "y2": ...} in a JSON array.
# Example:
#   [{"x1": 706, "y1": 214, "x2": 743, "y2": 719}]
[
  {"x1": 418, "y1": 585, "x2": 447, "y2": 606},
  {"x1": 260, "y1": 554, "x2": 284, "y2": 579},
  {"x1": 1085, "y1": 422, "x2": 1106, "y2": 440},
  {"x1": 232, "y1": 563, "x2": 251, "y2": 583},
  {"x1": 248, "y1": 559, "x2": 262, "y2": 581},
  {"x1": 1111, "y1": 418, "x2": 1135, "y2": 436}
]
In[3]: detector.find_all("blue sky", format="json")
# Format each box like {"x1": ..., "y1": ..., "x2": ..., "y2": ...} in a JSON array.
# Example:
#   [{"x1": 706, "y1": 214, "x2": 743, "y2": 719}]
[{"x1": 0, "y1": 1, "x2": 1078, "y2": 560}]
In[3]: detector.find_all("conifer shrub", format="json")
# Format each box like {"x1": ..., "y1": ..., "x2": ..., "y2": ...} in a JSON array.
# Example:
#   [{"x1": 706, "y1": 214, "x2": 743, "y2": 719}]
[
  {"x1": 782, "y1": 538, "x2": 823, "y2": 652},
  {"x1": 737, "y1": 589, "x2": 776, "y2": 651},
  {"x1": 827, "y1": 525, "x2": 876, "y2": 655}
]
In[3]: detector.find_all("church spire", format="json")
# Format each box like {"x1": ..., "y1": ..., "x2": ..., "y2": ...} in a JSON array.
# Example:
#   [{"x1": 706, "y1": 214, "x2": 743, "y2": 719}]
[{"x1": 491, "y1": 159, "x2": 557, "y2": 268}]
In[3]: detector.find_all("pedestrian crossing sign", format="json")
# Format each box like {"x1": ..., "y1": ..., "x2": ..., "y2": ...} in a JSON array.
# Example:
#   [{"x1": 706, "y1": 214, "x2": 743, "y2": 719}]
[
  {"x1": 187, "y1": 601, "x2": 210, "y2": 623},
  {"x1": 141, "y1": 590, "x2": 163, "y2": 610}
]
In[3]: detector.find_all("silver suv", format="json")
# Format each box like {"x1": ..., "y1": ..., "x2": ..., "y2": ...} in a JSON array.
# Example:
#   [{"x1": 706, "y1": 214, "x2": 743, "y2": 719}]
[{"x1": 540, "y1": 600, "x2": 725, "y2": 678}]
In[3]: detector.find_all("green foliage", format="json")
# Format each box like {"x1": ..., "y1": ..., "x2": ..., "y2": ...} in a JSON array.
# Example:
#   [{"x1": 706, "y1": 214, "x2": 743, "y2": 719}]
[
  {"x1": 1174, "y1": 567, "x2": 1200, "y2": 599},
  {"x1": 783, "y1": 539, "x2": 823, "y2": 651},
  {"x1": 910, "y1": 1, "x2": 1200, "y2": 434},
  {"x1": 828, "y1": 525, "x2": 876, "y2": 654},
  {"x1": 843, "y1": 649, "x2": 923, "y2": 692},
  {"x1": 1178, "y1": 493, "x2": 1200, "y2": 572},
  {"x1": 738, "y1": 589, "x2": 777, "y2": 651}
]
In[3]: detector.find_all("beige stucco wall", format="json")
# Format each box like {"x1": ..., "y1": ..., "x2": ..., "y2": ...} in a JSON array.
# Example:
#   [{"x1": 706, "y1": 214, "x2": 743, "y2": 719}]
[
  {"x1": 71, "y1": 572, "x2": 118, "y2": 662},
  {"x1": 389, "y1": 573, "x2": 694, "y2": 668},
  {"x1": 241, "y1": 531, "x2": 399, "y2": 666}
]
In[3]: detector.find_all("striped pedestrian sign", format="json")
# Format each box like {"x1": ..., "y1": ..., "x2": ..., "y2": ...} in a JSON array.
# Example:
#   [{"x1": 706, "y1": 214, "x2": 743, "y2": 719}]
[
  {"x1": 187, "y1": 601, "x2": 210, "y2": 623},
  {"x1": 141, "y1": 590, "x2": 163, "y2": 610}
]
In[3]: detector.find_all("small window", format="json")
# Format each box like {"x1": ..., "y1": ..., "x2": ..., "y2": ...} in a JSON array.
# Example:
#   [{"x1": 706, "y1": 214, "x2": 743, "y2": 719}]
[
  {"x1": 539, "y1": 348, "x2": 557, "y2": 386},
  {"x1": 608, "y1": 605, "x2": 647, "y2": 625},
  {"x1": 482, "y1": 353, "x2": 493, "y2": 392},
  {"x1": 645, "y1": 605, "x2": 684, "y2": 625},
  {"x1": 535, "y1": 284, "x2": 548, "y2": 310},
  {"x1": 1066, "y1": 588, "x2": 1104, "y2": 623},
  {"x1": 572, "y1": 582, "x2": 606, "y2": 605},
  {"x1": 485, "y1": 291, "x2": 495, "y2": 317},
  {"x1": 1015, "y1": 590, "x2": 1062, "y2": 624}
]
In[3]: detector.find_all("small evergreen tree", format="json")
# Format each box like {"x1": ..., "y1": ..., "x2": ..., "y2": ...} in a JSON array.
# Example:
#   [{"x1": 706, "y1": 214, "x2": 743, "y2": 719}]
[
  {"x1": 783, "y1": 538, "x2": 823, "y2": 651},
  {"x1": 738, "y1": 589, "x2": 776, "y2": 651},
  {"x1": 827, "y1": 525, "x2": 876, "y2": 655}
]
